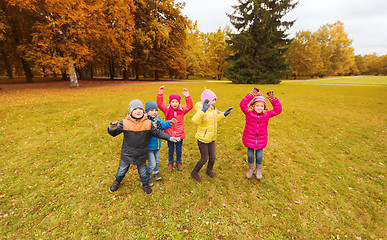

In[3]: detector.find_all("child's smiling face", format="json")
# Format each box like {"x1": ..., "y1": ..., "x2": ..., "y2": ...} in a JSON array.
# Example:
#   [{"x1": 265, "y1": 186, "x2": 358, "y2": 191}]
[
  {"x1": 132, "y1": 108, "x2": 144, "y2": 118},
  {"x1": 170, "y1": 99, "x2": 179, "y2": 109},
  {"x1": 254, "y1": 102, "x2": 265, "y2": 114},
  {"x1": 147, "y1": 109, "x2": 158, "y2": 118}
]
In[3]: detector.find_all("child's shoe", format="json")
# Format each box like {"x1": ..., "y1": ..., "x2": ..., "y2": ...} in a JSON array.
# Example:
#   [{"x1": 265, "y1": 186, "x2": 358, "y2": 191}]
[
  {"x1": 167, "y1": 162, "x2": 174, "y2": 172},
  {"x1": 176, "y1": 161, "x2": 183, "y2": 171},
  {"x1": 109, "y1": 180, "x2": 120, "y2": 193},
  {"x1": 143, "y1": 184, "x2": 152, "y2": 194},
  {"x1": 206, "y1": 170, "x2": 217, "y2": 178},
  {"x1": 191, "y1": 170, "x2": 201, "y2": 182},
  {"x1": 256, "y1": 164, "x2": 262, "y2": 179},
  {"x1": 148, "y1": 179, "x2": 154, "y2": 186},
  {"x1": 154, "y1": 172, "x2": 162, "y2": 181},
  {"x1": 246, "y1": 164, "x2": 256, "y2": 179}
]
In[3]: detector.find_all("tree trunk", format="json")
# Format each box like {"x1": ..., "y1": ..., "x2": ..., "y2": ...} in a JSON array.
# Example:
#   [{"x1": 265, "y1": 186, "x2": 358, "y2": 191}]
[
  {"x1": 109, "y1": 57, "x2": 115, "y2": 80},
  {"x1": 123, "y1": 69, "x2": 129, "y2": 80},
  {"x1": 61, "y1": 70, "x2": 68, "y2": 81},
  {"x1": 20, "y1": 57, "x2": 33, "y2": 83},
  {"x1": 68, "y1": 57, "x2": 79, "y2": 88},
  {"x1": 134, "y1": 64, "x2": 139, "y2": 80},
  {"x1": 78, "y1": 62, "x2": 93, "y2": 80},
  {"x1": 155, "y1": 70, "x2": 159, "y2": 81},
  {"x1": 0, "y1": 42, "x2": 13, "y2": 79}
]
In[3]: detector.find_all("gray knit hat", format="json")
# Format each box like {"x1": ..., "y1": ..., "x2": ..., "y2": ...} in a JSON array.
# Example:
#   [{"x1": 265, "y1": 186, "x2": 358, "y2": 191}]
[
  {"x1": 128, "y1": 99, "x2": 144, "y2": 115},
  {"x1": 145, "y1": 101, "x2": 158, "y2": 113}
]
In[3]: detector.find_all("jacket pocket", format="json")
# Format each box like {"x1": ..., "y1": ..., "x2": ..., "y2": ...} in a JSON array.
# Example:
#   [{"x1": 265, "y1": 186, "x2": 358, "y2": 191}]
[{"x1": 203, "y1": 129, "x2": 208, "y2": 138}]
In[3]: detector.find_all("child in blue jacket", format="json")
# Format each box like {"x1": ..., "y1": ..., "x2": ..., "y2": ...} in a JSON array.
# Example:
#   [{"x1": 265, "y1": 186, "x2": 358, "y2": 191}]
[{"x1": 145, "y1": 101, "x2": 177, "y2": 184}]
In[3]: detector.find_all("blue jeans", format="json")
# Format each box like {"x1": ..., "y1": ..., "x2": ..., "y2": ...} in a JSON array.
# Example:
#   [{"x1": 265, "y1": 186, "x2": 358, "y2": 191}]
[
  {"x1": 167, "y1": 139, "x2": 183, "y2": 163},
  {"x1": 115, "y1": 160, "x2": 149, "y2": 185},
  {"x1": 247, "y1": 148, "x2": 263, "y2": 165},
  {"x1": 147, "y1": 149, "x2": 160, "y2": 177}
]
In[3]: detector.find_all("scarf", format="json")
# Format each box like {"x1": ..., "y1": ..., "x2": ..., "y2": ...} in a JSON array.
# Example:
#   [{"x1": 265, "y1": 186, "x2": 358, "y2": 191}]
[
  {"x1": 147, "y1": 115, "x2": 162, "y2": 130},
  {"x1": 165, "y1": 106, "x2": 183, "y2": 121}
]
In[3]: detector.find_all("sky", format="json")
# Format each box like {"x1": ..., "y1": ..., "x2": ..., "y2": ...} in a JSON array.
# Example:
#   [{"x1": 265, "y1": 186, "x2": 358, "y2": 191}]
[{"x1": 177, "y1": 0, "x2": 387, "y2": 56}]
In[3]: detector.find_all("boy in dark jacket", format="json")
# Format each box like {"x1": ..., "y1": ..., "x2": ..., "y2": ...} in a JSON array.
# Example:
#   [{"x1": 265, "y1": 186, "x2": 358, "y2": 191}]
[{"x1": 108, "y1": 99, "x2": 180, "y2": 194}]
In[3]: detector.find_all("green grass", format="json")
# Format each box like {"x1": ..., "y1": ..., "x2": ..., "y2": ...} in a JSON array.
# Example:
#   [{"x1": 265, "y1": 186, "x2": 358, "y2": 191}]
[{"x1": 0, "y1": 77, "x2": 386, "y2": 239}]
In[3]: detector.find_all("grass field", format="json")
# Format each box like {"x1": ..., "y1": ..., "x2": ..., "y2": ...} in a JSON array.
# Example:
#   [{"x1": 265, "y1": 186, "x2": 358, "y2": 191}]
[{"x1": 0, "y1": 76, "x2": 386, "y2": 239}]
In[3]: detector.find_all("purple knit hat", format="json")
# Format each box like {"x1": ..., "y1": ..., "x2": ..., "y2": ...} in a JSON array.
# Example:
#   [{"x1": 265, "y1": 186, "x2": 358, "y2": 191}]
[
  {"x1": 169, "y1": 94, "x2": 181, "y2": 104},
  {"x1": 250, "y1": 92, "x2": 266, "y2": 106}
]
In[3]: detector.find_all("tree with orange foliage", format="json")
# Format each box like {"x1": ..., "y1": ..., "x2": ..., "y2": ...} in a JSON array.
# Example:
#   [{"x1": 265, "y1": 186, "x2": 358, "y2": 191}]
[{"x1": 22, "y1": 0, "x2": 136, "y2": 87}]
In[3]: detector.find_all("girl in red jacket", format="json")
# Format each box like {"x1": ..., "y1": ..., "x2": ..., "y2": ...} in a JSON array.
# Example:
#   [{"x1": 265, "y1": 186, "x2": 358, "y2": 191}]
[
  {"x1": 240, "y1": 89, "x2": 282, "y2": 180},
  {"x1": 157, "y1": 85, "x2": 193, "y2": 171}
]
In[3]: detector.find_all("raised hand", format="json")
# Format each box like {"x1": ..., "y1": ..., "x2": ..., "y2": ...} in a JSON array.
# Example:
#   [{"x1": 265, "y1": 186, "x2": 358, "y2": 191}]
[
  {"x1": 224, "y1": 107, "x2": 233, "y2": 116},
  {"x1": 251, "y1": 88, "x2": 259, "y2": 96},
  {"x1": 202, "y1": 99, "x2": 210, "y2": 112},
  {"x1": 266, "y1": 91, "x2": 275, "y2": 101},
  {"x1": 182, "y1": 88, "x2": 190, "y2": 97},
  {"x1": 109, "y1": 121, "x2": 119, "y2": 131},
  {"x1": 158, "y1": 85, "x2": 165, "y2": 95}
]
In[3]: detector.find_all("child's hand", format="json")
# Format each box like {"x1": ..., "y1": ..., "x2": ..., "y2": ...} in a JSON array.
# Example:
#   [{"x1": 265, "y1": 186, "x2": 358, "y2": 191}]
[
  {"x1": 224, "y1": 107, "x2": 233, "y2": 116},
  {"x1": 158, "y1": 85, "x2": 164, "y2": 95},
  {"x1": 169, "y1": 137, "x2": 181, "y2": 142},
  {"x1": 201, "y1": 99, "x2": 210, "y2": 112},
  {"x1": 182, "y1": 88, "x2": 189, "y2": 97},
  {"x1": 251, "y1": 88, "x2": 259, "y2": 96},
  {"x1": 266, "y1": 91, "x2": 275, "y2": 101},
  {"x1": 169, "y1": 118, "x2": 178, "y2": 125},
  {"x1": 152, "y1": 119, "x2": 158, "y2": 128},
  {"x1": 109, "y1": 121, "x2": 119, "y2": 131}
]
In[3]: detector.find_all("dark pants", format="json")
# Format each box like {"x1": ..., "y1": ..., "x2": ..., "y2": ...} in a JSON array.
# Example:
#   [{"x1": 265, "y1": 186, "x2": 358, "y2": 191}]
[
  {"x1": 115, "y1": 160, "x2": 149, "y2": 185},
  {"x1": 193, "y1": 140, "x2": 216, "y2": 173},
  {"x1": 167, "y1": 139, "x2": 183, "y2": 163}
]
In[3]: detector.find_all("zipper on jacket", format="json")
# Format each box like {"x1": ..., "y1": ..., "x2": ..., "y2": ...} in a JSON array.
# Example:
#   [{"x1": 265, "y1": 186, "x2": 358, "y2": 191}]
[
  {"x1": 203, "y1": 129, "x2": 208, "y2": 138},
  {"x1": 212, "y1": 110, "x2": 216, "y2": 136}
]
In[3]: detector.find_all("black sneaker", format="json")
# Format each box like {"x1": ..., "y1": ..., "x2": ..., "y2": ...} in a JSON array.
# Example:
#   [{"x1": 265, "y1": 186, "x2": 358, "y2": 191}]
[
  {"x1": 109, "y1": 180, "x2": 120, "y2": 193},
  {"x1": 143, "y1": 184, "x2": 152, "y2": 194},
  {"x1": 148, "y1": 179, "x2": 154, "y2": 186},
  {"x1": 154, "y1": 172, "x2": 162, "y2": 181}
]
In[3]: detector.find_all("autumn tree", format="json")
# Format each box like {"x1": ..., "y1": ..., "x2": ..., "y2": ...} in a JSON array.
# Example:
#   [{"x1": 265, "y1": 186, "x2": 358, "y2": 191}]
[
  {"x1": 286, "y1": 31, "x2": 323, "y2": 78},
  {"x1": 18, "y1": 0, "x2": 135, "y2": 87},
  {"x1": 184, "y1": 21, "x2": 206, "y2": 78},
  {"x1": 131, "y1": 0, "x2": 187, "y2": 80},
  {"x1": 225, "y1": 0, "x2": 297, "y2": 84},
  {"x1": 0, "y1": 0, "x2": 38, "y2": 82},
  {"x1": 201, "y1": 28, "x2": 231, "y2": 80},
  {"x1": 314, "y1": 21, "x2": 356, "y2": 76}
]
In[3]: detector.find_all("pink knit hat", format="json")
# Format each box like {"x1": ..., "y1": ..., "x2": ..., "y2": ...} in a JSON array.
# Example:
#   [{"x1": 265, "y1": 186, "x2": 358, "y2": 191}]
[
  {"x1": 250, "y1": 92, "x2": 266, "y2": 106},
  {"x1": 169, "y1": 94, "x2": 181, "y2": 104},
  {"x1": 200, "y1": 88, "x2": 217, "y2": 103}
]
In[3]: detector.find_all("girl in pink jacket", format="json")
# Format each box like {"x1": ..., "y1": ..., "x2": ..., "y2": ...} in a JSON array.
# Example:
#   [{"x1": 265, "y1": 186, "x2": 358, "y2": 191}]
[
  {"x1": 157, "y1": 85, "x2": 193, "y2": 172},
  {"x1": 240, "y1": 88, "x2": 282, "y2": 180}
]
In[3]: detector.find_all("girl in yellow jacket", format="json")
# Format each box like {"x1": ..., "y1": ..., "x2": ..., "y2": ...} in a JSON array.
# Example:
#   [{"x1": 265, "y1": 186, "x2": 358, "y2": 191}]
[{"x1": 190, "y1": 88, "x2": 233, "y2": 182}]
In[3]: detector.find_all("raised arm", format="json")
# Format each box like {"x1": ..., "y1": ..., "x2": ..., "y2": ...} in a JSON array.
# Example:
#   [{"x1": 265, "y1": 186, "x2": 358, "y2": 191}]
[
  {"x1": 240, "y1": 92, "x2": 254, "y2": 115},
  {"x1": 156, "y1": 85, "x2": 168, "y2": 114},
  {"x1": 107, "y1": 120, "x2": 124, "y2": 137},
  {"x1": 182, "y1": 88, "x2": 193, "y2": 114},
  {"x1": 266, "y1": 91, "x2": 282, "y2": 118}
]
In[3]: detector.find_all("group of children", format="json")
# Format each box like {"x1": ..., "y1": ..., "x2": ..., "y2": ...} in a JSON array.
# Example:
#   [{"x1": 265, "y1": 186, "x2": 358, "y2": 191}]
[{"x1": 107, "y1": 86, "x2": 282, "y2": 194}]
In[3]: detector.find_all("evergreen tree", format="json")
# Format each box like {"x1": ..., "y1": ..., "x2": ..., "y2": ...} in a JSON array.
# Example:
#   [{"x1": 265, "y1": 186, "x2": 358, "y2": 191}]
[{"x1": 225, "y1": 0, "x2": 297, "y2": 84}]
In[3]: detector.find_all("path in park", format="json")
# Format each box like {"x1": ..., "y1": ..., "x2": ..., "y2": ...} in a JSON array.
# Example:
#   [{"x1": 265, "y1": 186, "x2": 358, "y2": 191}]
[{"x1": 0, "y1": 77, "x2": 385, "y2": 90}]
